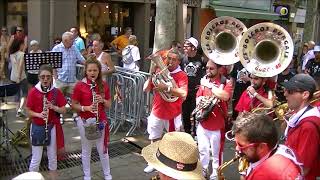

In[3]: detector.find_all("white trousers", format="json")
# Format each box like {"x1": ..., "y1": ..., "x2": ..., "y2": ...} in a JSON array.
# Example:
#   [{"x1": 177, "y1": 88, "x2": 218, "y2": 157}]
[
  {"x1": 196, "y1": 124, "x2": 222, "y2": 180},
  {"x1": 29, "y1": 125, "x2": 57, "y2": 171},
  {"x1": 147, "y1": 113, "x2": 182, "y2": 140},
  {"x1": 77, "y1": 119, "x2": 112, "y2": 180}
]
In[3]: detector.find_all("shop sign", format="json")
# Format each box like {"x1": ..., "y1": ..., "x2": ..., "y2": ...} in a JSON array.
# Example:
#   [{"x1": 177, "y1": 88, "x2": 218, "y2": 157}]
[
  {"x1": 274, "y1": 5, "x2": 290, "y2": 20},
  {"x1": 183, "y1": 0, "x2": 201, "y2": 7},
  {"x1": 146, "y1": 0, "x2": 201, "y2": 7}
]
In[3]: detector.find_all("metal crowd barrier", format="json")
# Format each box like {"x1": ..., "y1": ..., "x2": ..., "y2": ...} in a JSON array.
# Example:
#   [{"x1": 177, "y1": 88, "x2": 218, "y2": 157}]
[{"x1": 76, "y1": 65, "x2": 152, "y2": 136}]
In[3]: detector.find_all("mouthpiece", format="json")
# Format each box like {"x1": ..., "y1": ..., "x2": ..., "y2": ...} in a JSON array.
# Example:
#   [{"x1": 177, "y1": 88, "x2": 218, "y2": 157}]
[{"x1": 42, "y1": 86, "x2": 48, "y2": 93}]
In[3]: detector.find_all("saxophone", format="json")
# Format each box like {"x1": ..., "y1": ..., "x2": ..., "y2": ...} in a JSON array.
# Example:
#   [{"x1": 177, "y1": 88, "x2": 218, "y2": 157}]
[
  {"x1": 151, "y1": 55, "x2": 178, "y2": 102},
  {"x1": 217, "y1": 153, "x2": 249, "y2": 180}
]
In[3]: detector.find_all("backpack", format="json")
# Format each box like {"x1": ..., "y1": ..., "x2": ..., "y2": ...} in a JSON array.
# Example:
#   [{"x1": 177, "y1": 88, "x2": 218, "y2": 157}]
[{"x1": 122, "y1": 46, "x2": 134, "y2": 64}]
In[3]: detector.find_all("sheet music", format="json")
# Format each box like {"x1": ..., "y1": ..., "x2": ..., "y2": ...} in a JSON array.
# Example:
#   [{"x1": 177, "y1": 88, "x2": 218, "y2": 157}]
[{"x1": 24, "y1": 52, "x2": 63, "y2": 70}]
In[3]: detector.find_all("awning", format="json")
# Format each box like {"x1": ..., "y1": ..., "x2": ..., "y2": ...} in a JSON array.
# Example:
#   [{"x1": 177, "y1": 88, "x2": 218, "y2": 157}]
[{"x1": 211, "y1": 5, "x2": 280, "y2": 21}]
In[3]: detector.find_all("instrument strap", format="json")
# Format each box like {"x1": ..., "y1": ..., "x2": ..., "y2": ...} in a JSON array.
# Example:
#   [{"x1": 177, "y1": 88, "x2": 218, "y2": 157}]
[
  {"x1": 290, "y1": 105, "x2": 312, "y2": 126},
  {"x1": 216, "y1": 75, "x2": 227, "y2": 121}
]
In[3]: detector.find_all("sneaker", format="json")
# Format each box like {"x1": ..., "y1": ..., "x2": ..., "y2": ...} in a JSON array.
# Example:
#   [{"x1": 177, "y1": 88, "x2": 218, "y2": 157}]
[{"x1": 144, "y1": 165, "x2": 155, "y2": 173}]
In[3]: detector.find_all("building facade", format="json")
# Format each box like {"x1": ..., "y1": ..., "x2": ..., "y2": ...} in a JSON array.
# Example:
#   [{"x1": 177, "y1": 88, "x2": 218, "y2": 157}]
[{"x1": 0, "y1": 0, "x2": 202, "y2": 71}]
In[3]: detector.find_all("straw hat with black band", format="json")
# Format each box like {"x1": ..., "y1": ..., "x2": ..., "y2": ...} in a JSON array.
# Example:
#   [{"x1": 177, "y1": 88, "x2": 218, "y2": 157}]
[{"x1": 142, "y1": 132, "x2": 204, "y2": 180}]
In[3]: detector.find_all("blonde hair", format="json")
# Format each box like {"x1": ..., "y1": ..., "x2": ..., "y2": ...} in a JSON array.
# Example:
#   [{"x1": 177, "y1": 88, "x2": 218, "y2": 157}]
[{"x1": 129, "y1": 35, "x2": 138, "y2": 46}]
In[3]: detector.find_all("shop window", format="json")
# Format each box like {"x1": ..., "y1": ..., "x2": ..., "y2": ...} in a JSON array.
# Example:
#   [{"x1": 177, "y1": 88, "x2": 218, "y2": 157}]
[
  {"x1": 7, "y1": 2, "x2": 27, "y2": 34},
  {"x1": 79, "y1": 1, "x2": 132, "y2": 49}
]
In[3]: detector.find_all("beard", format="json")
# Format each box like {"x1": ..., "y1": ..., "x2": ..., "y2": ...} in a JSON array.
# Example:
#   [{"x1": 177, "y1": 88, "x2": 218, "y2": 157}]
[{"x1": 246, "y1": 153, "x2": 260, "y2": 163}]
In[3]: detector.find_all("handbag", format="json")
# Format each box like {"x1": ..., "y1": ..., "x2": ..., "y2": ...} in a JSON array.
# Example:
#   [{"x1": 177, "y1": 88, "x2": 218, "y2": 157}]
[
  {"x1": 83, "y1": 117, "x2": 104, "y2": 140},
  {"x1": 31, "y1": 123, "x2": 53, "y2": 146}
]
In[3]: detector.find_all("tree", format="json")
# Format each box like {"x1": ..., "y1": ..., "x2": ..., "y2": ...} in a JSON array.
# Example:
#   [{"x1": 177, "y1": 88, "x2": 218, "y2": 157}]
[{"x1": 153, "y1": 0, "x2": 177, "y2": 53}]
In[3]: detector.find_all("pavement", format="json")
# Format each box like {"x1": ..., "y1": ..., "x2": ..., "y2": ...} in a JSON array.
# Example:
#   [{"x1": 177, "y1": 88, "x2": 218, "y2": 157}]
[{"x1": 1, "y1": 106, "x2": 239, "y2": 180}]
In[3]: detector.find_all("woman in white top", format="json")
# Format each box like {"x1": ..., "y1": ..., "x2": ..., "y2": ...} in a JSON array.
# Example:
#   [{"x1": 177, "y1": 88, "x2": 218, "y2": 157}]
[
  {"x1": 9, "y1": 39, "x2": 28, "y2": 117},
  {"x1": 92, "y1": 40, "x2": 115, "y2": 79},
  {"x1": 121, "y1": 35, "x2": 140, "y2": 71}
]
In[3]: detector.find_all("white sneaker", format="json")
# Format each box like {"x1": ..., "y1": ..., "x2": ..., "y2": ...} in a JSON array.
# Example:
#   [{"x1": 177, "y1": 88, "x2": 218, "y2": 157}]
[{"x1": 144, "y1": 165, "x2": 155, "y2": 173}]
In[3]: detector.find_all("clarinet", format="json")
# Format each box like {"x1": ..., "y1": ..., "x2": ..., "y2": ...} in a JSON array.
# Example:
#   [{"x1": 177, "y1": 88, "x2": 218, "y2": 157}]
[
  {"x1": 43, "y1": 87, "x2": 49, "y2": 142},
  {"x1": 90, "y1": 80, "x2": 99, "y2": 127}
]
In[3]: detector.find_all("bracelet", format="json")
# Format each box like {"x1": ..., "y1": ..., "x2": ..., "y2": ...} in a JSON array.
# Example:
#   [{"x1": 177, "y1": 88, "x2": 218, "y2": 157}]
[
  {"x1": 253, "y1": 92, "x2": 258, "y2": 97},
  {"x1": 81, "y1": 106, "x2": 84, "y2": 112}
]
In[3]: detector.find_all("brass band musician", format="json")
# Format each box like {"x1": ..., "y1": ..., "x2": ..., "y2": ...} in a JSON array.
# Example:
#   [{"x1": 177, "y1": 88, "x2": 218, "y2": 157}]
[
  {"x1": 282, "y1": 74, "x2": 320, "y2": 180},
  {"x1": 235, "y1": 74, "x2": 275, "y2": 116},
  {"x1": 143, "y1": 48, "x2": 188, "y2": 173},
  {"x1": 195, "y1": 60, "x2": 232, "y2": 179},
  {"x1": 233, "y1": 113, "x2": 302, "y2": 180}
]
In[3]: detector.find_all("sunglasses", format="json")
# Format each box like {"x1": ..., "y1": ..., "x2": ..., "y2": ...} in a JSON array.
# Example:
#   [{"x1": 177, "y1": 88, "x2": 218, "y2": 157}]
[
  {"x1": 235, "y1": 141, "x2": 259, "y2": 151},
  {"x1": 39, "y1": 75, "x2": 52, "y2": 80},
  {"x1": 206, "y1": 66, "x2": 215, "y2": 70},
  {"x1": 16, "y1": 29, "x2": 22, "y2": 32},
  {"x1": 285, "y1": 89, "x2": 305, "y2": 95}
]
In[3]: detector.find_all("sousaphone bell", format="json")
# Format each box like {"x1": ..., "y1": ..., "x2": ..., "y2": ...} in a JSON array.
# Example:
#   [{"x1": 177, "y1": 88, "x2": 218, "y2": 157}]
[
  {"x1": 201, "y1": 16, "x2": 247, "y2": 65},
  {"x1": 239, "y1": 23, "x2": 294, "y2": 77}
]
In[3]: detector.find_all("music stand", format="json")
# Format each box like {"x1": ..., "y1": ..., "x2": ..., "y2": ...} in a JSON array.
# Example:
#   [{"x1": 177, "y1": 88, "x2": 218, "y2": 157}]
[
  {"x1": 24, "y1": 52, "x2": 62, "y2": 70},
  {"x1": 0, "y1": 83, "x2": 23, "y2": 159}
]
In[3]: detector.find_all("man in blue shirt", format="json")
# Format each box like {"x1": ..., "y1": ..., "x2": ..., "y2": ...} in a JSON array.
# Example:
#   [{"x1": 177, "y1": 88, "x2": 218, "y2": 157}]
[
  {"x1": 52, "y1": 31, "x2": 85, "y2": 123},
  {"x1": 70, "y1": 27, "x2": 85, "y2": 54},
  {"x1": 52, "y1": 31, "x2": 85, "y2": 95}
]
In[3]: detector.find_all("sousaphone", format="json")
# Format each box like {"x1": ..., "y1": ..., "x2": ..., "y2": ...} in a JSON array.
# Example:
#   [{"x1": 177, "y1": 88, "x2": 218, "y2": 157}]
[
  {"x1": 238, "y1": 23, "x2": 294, "y2": 77},
  {"x1": 201, "y1": 16, "x2": 247, "y2": 65}
]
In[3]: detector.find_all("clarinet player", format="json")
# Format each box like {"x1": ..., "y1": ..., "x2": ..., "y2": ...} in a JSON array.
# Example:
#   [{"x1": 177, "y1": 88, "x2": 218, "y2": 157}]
[
  {"x1": 26, "y1": 65, "x2": 67, "y2": 178},
  {"x1": 72, "y1": 57, "x2": 112, "y2": 180}
]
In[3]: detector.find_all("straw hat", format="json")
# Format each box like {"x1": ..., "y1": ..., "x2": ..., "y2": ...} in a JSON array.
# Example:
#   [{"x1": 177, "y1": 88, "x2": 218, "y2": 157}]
[
  {"x1": 13, "y1": 172, "x2": 45, "y2": 180},
  {"x1": 142, "y1": 132, "x2": 204, "y2": 180}
]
